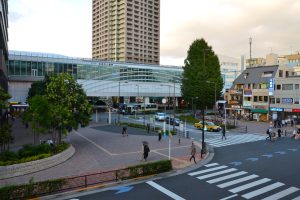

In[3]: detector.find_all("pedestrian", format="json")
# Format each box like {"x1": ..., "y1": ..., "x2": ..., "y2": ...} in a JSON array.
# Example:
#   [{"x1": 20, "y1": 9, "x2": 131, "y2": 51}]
[
  {"x1": 222, "y1": 127, "x2": 226, "y2": 140},
  {"x1": 158, "y1": 130, "x2": 162, "y2": 141},
  {"x1": 189, "y1": 141, "x2": 197, "y2": 164},
  {"x1": 291, "y1": 120, "x2": 294, "y2": 127},
  {"x1": 277, "y1": 128, "x2": 282, "y2": 138},
  {"x1": 147, "y1": 123, "x2": 150, "y2": 134},
  {"x1": 142, "y1": 142, "x2": 150, "y2": 161},
  {"x1": 266, "y1": 128, "x2": 272, "y2": 141},
  {"x1": 122, "y1": 126, "x2": 128, "y2": 136},
  {"x1": 281, "y1": 119, "x2": 285, "y2": 128}
]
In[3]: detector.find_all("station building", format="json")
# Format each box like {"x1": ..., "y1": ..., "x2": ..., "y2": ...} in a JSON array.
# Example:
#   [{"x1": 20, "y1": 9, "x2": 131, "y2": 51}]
[{"x1": 7, "y1": 51, "x2": 182, "y2": 106}]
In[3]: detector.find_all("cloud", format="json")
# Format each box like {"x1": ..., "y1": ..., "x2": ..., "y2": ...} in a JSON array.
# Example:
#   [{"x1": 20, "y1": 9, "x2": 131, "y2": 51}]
[{"x1": 7, "y1": 0, "x2": 300, "y2": 66}]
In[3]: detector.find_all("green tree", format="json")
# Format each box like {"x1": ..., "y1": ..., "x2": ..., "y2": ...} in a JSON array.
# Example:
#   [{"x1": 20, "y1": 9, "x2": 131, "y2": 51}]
[
  {"x1": 22, "y1": 95, "x2": 52, "y2": 144},
  {"x1": 0, "y1": 86, "x2": 13, "y2": 152},
  {"x1": 45, "y1": 73, "x2": 92, "y2": 144},
  {"x1": 27, "y1": 75, "x2": 50, "y2": 99},
  {"x1": 181, "y1": 38, "x2": 223, "y2": 110}
]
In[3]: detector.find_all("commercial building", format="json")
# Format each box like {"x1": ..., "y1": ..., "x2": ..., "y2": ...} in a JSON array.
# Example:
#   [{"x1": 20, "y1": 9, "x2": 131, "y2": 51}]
[
  {"x1": 225, "y1": 53, "x2": 300, "y2": 122},
  {"x1": 92, "y1": 0, "x2": 160, "y2": 64},
  {"x1": 218, "y1": 55, "x2": 243, "y2": 91},
  {"x1": 0, "y1": 0, "x2": 9, "y2": 91},
  {"x1": 7, "y1": 51, "x2": 181, "y2": 105}
]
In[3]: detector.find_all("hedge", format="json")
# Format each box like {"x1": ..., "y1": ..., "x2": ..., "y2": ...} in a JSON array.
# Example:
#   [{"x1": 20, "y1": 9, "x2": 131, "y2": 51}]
[
  {"x1": 117, "y1": 160, "x2": 172, "y2": 180},
  {"x1": 0, "y1": 178, "x2": 66, "y2": 200},
  {"x1": 0, "y1": 142, "x2": 70, "y2": 166}
]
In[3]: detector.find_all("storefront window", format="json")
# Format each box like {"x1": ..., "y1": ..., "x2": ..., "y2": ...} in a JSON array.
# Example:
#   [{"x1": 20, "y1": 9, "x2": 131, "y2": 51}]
[
  {"x1": 276, "y1": 98, "x2": 280, "y2": 104},
  {"x1": 294, "y1": 98, "x2": 299, "y2": 104}
]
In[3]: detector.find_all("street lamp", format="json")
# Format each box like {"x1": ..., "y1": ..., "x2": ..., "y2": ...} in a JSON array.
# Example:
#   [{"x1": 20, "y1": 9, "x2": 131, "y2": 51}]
[
  {"x1": 136, "y1": 84, "x2": 139, "y2": 119},
  {"x1": 206, "y1": 81, "x2": 217, "y2": 122}
]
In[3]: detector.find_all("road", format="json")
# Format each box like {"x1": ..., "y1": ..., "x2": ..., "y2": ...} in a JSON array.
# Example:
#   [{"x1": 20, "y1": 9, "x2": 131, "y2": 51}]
[{"x1": 57, "y1": 137, "x2": 300, "y2": 200}]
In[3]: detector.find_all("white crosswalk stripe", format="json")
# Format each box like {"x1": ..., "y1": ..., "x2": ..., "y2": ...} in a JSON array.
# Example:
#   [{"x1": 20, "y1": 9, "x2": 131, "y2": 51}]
[
  {"x1": 207, "y1": 171, "x2": 248, "y2": 184},
  {"x1": 188, "y1": 163, "x2": 300, "y2": 199},
  {"x1": 197, "y1": 168, "x2": 237, "y2": 180},
  {"x1": 262, "y1": 187, "x2": 299, "y2": 200},
  {"x1": 241, "y1": 182, "x2": 285, "y2": 199},
  {"x1": 188, "y1": 165, "x2": 228, "y2": 176},
  {"x1": 228, "y1": 178, "x2": 271, "y2": 193},
  {"x1": 205, "y1": 134, "x2": 266, "y2": 148}
]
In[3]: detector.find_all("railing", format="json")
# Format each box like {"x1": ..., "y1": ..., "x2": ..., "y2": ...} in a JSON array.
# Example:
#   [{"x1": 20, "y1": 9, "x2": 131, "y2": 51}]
[{"x1": 1, "y1": 160, "x2": 172, "y2": 200}]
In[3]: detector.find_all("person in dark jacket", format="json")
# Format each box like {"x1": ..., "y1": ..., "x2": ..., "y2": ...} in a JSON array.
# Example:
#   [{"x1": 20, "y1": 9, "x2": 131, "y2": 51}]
[
  {"x1": 222, "y1": 127, "x2": 226, "y2": 140},
  {"x1": 277, "y1": 128, "x2": 282, "y2": 138},
  {"x1": 143, "y1": 143, "x2": 150, "y2": 161}
]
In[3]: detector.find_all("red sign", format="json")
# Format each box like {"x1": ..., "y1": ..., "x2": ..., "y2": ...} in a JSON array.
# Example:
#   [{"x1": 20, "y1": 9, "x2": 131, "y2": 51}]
[{"x1": 292, "y1": 109, "x2": 300, "y2": 113}]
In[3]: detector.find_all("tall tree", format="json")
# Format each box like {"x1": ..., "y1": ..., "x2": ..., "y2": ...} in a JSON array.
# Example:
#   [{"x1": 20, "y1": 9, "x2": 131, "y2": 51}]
[
  {"x1": 27, "y1": 75, "x2": 50, "y2": 99},
  {"x1": 45, "y1": 73, "x2": 93, "y2": 144},
  {"x1": 181, "y1": 38, "x2": 223, "y2": 110}
]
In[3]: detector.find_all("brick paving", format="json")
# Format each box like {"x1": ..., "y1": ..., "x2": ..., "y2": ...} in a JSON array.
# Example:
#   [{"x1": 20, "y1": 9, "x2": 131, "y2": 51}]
[{"x1": 0, "y1": 119, "x2": 205, "y2": 187}]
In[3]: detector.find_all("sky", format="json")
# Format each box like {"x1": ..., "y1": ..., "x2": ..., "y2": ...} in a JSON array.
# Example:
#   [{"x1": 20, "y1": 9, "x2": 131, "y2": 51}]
[{"x1": 8, "y1": 0, "x2": 300, "y2": 66}]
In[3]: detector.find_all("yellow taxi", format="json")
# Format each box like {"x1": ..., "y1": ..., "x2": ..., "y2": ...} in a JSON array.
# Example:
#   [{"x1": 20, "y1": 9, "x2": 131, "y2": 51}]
[{"x1": 194, "y1": 121, "x2": 222, "y2": 132}]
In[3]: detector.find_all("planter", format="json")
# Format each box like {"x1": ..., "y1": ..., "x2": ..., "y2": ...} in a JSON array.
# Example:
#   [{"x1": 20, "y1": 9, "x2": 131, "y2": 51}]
[{"x1": 0, "y1": 145, "x2": 75, "y2": 180}]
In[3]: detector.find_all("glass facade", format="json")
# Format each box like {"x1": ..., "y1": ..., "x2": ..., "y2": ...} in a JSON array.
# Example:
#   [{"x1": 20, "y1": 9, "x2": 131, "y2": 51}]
[{"x1": 7, "y1": 51, "x2": 182, "y2": 83}]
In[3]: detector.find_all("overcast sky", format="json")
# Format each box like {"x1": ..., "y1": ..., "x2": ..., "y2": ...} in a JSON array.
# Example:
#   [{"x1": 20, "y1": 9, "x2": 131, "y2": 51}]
[{"x1": 8, "y1": 0, "x2": 300, "y2": 66}]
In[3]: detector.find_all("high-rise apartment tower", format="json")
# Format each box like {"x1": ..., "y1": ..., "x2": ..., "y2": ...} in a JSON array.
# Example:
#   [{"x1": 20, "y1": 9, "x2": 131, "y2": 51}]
[
  {"x1": 0, "y1": 0, "x2": 9, "y2": 91},
  {"x1": 92, "y1": 0, "x2": 160, "y2": 64}
]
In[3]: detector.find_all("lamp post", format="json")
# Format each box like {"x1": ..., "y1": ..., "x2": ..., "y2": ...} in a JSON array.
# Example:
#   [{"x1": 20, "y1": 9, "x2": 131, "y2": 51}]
[
  {"x1": 118, "y1": 81, "x2": 120, "y2": 123},
  {"x1": 136, "y1": 84, "x2": 139, "y2": 119},
  {"x1": 201, "y1": 49, "x2": 210, "y2": 158},
  {"x1": 206, "y1": 81, "x2": 217, "y2": 122}
]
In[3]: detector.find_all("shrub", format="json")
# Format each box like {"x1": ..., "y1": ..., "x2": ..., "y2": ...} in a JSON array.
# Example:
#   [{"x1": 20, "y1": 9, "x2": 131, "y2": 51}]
[
  {"x1": 18, "y1": 144, "x2": 51, "y2": 158},
  {"x1": 0, "y1": 178, "x2": 66, "y2": 200},
  {"x1": 118, "y1": 160, "x2": 172, "y2": 180},
  {"x1": 0, "y1": 151, "x2": 19, "y2": 162}
]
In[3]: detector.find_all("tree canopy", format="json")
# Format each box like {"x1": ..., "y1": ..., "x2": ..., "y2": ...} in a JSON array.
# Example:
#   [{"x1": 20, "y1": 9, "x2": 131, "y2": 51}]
[
  {"x1": 181, "y1": 38, "x2": 223, "y2": 110},
  {"x1": 24, "y1": 73, "x2": 93, "y2": 144}
]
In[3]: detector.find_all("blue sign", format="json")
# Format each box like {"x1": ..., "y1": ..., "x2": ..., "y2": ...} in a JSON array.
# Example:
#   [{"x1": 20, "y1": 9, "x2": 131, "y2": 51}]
[
  {"x1": 268, "y1": 78, "x2": 274, "y2": 96},
  {"x1": 270, "y1": 107, "x2": 284, "y2": 112},
  {"x1": 282, "y1": 98, "x2": 293, "y2": 104}
]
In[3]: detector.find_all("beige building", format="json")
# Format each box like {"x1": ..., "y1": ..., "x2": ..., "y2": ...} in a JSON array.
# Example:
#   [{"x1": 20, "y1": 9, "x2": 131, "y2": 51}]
[{"x1": 92, "y1": 0, "x2": 160, "y2": 64}]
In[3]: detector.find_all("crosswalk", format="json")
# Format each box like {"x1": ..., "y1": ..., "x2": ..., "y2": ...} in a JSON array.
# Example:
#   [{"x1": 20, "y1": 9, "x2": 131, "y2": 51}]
[
  {"x1": 188, "y1": 162, "x2": 300, "y2": 199},
  {"x1": 204, "y1": 134, "x2": 266, "y2": 148}
]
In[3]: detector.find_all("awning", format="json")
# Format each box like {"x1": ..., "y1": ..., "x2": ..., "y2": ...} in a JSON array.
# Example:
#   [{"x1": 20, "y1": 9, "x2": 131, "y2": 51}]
[{"x1": 251, "y1": 109, "x2": 268, "y2": 114}]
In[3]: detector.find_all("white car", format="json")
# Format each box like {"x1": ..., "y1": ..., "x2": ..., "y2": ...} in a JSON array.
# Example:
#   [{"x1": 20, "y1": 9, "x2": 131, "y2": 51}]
[{"x1": 155, "y1": 113, "x2": 166, "y2": 121}]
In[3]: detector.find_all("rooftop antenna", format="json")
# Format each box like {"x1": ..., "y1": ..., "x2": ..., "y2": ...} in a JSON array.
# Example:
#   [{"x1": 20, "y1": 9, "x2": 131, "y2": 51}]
[{"x1": 249, "y1": 37, "x2": 252, "y2": 67}]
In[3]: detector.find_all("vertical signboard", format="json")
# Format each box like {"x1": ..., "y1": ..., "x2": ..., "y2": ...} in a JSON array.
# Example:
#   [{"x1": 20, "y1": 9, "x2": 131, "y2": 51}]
[{"x1": 268, "y1": 78, "x2": 274, "y2": 96}]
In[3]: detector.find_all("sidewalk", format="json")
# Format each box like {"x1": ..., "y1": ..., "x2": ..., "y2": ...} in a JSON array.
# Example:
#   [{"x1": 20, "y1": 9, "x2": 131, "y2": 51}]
[{"x1": 0, "y1": 121, "x2": 205, "y2": 187}]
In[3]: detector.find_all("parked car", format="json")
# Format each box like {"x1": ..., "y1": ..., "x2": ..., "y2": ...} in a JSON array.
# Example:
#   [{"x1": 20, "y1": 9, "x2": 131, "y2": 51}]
[
  {"x1": 155, "y1": 112, "x2": 166, "y2": 121},
  {"x1": 166, "y1": 116, "x2": 181, "y2": 126},
  {"x1": 194, "y1": 121, "x2": 222, "y2": 132}
]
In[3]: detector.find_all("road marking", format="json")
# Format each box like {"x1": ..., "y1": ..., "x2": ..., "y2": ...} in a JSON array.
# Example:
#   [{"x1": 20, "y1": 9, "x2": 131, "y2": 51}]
[
  {"x1": 229, "y1": 178, "x2": 271, "y2": 193},
  {"x1": 205, "y1": 163, "x2": 219, "y2": 167},
  {"x1": 217, "y1": 174, "x2": 259, "y2": 188},
  {"x1": 242, "y1": 182, "x2": 285, "y2": 199},
  {"x1": 207, "y1": 171, "x2": 248, "y2": 184},
  {"x1": 73, "y1": 130, "x2": 113, "y2": 155},
  {"x1": 188, "y1": 166, "x2": 228, "y2": 176},
  {"x1": 292, "y1": 196, "x2": 300, "y2": 200},
  {"x1": 262, "y1": 187, "x2": 299, "y2": 200},
  {"x1": 197, "y1": 168, "x2": 237, "y2": 180},
  {"x1": 219, "y1": 194, "x2": 238, "y2": 200},
  {"x1": 147, "y1": 181, "x2": 186, "y2": 200}
]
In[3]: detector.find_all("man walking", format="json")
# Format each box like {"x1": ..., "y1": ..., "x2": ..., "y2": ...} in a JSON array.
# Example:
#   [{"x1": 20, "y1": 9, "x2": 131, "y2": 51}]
[
  {"x1": 189, "y1": 141, "x2": 197, "y2": 164},
  {"x1": 277, "y1": 128, "x2": 282, "y2": 138},
  {"x1": 142, "y1": 142, "x2": 150, "y2": 161},
  {"x1": 222, "y1": 127, "x2": 226, "y2": 140}
]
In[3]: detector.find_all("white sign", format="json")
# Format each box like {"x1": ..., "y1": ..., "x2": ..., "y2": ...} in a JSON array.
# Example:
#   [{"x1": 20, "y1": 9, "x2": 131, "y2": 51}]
[
  {"x1": 179, "y1": 123, "x2": 184, "y2": 132},
  {"x1": 162, "y1": 98, "x2": 167, "y2": 104}
]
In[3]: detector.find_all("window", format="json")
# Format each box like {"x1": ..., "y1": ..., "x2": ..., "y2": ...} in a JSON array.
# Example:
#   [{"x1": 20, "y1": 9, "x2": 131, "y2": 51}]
[
  {"x1": 243, "y1": 73, "x2": 249, "y2": 79},
  {"x1": 259, "y1": 83, "x2": 267, "y2": 89},
  {"x1": 270, "y1": 98, "x2": 275, "y2": 104},
  {"x1": 264, "y1": 96, "x2": 268, "y2": 102},
  {"x1": 259, "y1": 96, "x2": 263, "y2": 102},
  {"x1": 282, "y1": 84, "x2": 293, "y2": 90},
  {"x1": 254, "y1": 96, "x2": 258, "y2": 102},
  {"x1": 262, "y1": 71, "x2": 273, "y2": 77},
  {"x1": 294, "y1": 98, "x2": 300, "y2": 104},
  {"x1": 295, "y1": 84, "x2": 299, "y2": 90},
  {"x1": 276, "y1": 84, "x2": 281, "y2": 90},
  {"x1": 279, "y1": 70, "x2": 283, "y2": 77},
  {"x1": 276, "y1": 98, "x2": 280, "y2": 104}
]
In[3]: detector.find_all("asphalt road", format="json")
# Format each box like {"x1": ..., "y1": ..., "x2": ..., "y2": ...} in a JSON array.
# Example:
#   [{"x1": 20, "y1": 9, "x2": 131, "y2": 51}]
[{"x1": 59, "y1": 137, "x2": 300, "y2": 200}]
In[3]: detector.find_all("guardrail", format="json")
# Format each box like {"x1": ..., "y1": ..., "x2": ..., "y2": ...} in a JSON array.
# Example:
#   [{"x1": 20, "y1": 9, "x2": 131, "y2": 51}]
[{"x1": 0, "y1": 160, "x2": 172, "y2": 200}]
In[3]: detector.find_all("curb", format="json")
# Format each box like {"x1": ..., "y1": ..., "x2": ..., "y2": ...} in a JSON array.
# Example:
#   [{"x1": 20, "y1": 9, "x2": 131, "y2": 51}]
[
  {"x1": 39, "y1": 144, "x2": 215, "y2": 200},
  {"x1": 0, "y1": 145, "x2": 75, "y2": 180}
]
